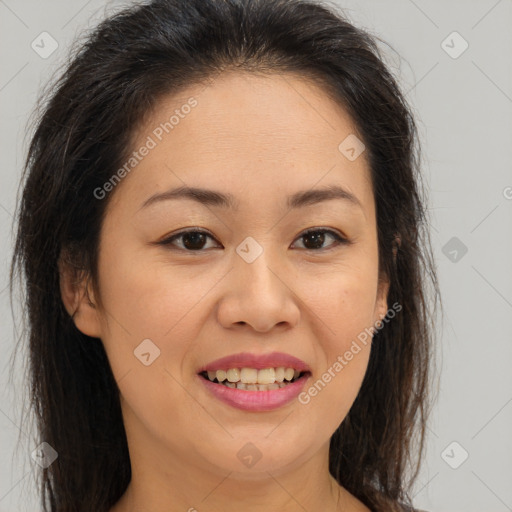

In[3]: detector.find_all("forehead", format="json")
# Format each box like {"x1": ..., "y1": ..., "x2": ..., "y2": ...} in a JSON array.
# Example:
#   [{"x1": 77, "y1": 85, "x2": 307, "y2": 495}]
[
  {"x1": 145, "y1": 70, "x2": 361, "y2": 150},
  {"x1": 107, "y1": 70, "x2": 374, "y2": 217}
]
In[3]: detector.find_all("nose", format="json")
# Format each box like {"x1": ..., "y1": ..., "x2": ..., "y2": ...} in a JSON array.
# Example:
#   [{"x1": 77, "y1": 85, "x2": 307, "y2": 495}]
[{"x1": 216, "y1": 243, "x2": 300, "y2": 333}]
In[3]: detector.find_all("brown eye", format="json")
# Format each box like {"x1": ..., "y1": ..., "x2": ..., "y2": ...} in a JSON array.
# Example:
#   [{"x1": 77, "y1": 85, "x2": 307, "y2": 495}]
[
  {"x1": 292, "y1": 228, "x2": 348, "y2": 251},
  {"x1": 159, "y1": 229, "x2": 219, "y2": 251}
]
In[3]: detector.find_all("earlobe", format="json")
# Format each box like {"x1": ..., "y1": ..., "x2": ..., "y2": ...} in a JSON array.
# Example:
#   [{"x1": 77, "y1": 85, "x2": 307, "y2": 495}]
[
  {"x1": 375, "y1": 275, "x2": 390, "y2": 324},
  {"x1": 58, "y1": 252, "x2": 102, "y2": 338},
  {"x1": 392, "y1": 232, "x2": 401, "y2": 263}
]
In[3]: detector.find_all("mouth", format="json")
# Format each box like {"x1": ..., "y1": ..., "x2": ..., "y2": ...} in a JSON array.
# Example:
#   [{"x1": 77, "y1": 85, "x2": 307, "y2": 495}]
[
  {"x1": 196, "y1": 352, "x2": 312, "y2": 410},
  {"x1": 199, "y1": 367, "x2": 311, "y2": 392}
]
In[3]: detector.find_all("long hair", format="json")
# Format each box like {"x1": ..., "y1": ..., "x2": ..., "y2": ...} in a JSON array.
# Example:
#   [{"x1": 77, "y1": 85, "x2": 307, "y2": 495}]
[{"x1": 10, "y1": 0, "x2": 440, "y2": 510}]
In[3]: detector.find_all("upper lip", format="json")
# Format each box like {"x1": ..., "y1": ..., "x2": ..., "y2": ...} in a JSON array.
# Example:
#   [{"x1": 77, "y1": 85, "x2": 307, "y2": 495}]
[{"x1": 198, "y1": 351, "x2": 311, "y2": 373}]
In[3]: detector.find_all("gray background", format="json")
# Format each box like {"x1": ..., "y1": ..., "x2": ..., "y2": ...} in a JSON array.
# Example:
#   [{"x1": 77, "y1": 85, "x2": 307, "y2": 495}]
[{"x1": 1, "y1": 1, "x2": 511, "y2": 511}]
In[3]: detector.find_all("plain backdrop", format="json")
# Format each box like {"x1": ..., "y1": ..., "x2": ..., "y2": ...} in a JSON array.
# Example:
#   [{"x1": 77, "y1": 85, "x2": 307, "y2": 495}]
[{"x1": 1, "y1": 1, "x2": 511, "y2": 511}]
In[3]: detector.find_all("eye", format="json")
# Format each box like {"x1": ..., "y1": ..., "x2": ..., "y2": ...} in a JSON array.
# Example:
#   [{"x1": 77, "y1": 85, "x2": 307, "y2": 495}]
[
  {"x1": 158, "y1": 229, "x2": 219, "y2": 252},
  {"x1": 291, "y1": 228, "x2": 349, "y2": 251},
  {"x1": 156, "y1": 227, "x2": 349, "y2": 252}
]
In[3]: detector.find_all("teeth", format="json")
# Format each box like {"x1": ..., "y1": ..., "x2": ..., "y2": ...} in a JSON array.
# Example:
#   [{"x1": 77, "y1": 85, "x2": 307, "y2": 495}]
[
  {"x1": 216, "y1": 370, "x2": 227, "y2": 382},
  {"x1": 240, "y1": 368, "x2": 258, "y2": 384},
  {"x1": 257, "y1": 368, "x2": 275, "y2": 384},
  {"x1": 205, "y1": 366, "x2": 303, "y2": 385},
  {"x1": 284, "y1": 368, "x2": 294, "y2": 381},
  {"x1": 226, "y1": 368, "x2": 240, "y2": 382},
  {"x1": 231, "y1": 381, "x2": 286, "y2": 391}
]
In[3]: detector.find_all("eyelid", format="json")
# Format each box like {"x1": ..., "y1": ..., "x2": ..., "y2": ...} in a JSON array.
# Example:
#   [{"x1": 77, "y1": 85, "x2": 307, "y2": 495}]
[{"x1": 156, "y1": 227, "x2": 217, "y2": 245}]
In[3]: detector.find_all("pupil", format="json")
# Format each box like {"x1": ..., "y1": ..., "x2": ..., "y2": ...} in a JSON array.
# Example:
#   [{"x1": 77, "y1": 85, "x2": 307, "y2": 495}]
[
  {"x1": 304, "y1": 232, "x2": 324, "y2": 249},
  {"x1": 184, "y1": 232, "x2": 206, "y2": 250}
]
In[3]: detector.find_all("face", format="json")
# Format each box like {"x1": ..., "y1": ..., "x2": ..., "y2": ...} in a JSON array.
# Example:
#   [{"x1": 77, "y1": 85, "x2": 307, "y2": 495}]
[{"x1": 63, "y1": 71, "x2": 389, "y2": 480}]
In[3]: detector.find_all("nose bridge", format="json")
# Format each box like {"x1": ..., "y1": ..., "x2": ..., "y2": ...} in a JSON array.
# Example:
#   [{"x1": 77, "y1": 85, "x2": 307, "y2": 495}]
[
  {"x1": 235, "y1": 235, "x2": 280, "y2": 295},
  {"x1": 217, "y1": 234, "x2": 300, "y2": 331}
]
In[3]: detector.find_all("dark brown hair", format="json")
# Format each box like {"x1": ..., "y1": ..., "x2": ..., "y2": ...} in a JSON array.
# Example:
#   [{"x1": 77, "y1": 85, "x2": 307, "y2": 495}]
[{"x1": 10, "y1": 0, "x2": 440, "y2": 510}]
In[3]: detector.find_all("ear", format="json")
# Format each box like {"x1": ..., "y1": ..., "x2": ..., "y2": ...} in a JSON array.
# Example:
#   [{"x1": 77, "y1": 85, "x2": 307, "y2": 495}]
[
  {"x1": 373, "y1": 233, "x2": 400, "y2": 327},
  {"x1": 373, "y1": 273, "x2": 390, "y2": 327},
  {"x1": 58, "y1": 250, "x2": 102, "y2": 338},
  {"x1": 392, "y1": 232, "x2": 401, "y2": 263}
]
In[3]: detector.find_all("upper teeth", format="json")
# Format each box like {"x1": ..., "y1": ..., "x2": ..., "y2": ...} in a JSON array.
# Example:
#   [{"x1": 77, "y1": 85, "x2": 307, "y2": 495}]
[{"x1": 207, "y1": 367, "x2": 301, "y2": 384}]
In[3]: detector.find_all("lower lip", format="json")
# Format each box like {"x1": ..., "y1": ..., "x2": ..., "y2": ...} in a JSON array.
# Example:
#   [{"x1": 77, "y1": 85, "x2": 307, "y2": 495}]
[{"x1": 198, "y1": 374, "x2": 310, "y2": 412}]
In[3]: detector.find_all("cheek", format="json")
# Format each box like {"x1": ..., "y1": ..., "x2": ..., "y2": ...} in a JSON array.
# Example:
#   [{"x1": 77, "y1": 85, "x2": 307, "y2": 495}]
[
  {"x1": 299, "y1": 274, "x2": 375, "y2": 429},
  {"x1": 94, "y1": 242, "x2": 206, "y2": 400},
  {"x1": 296, "y1": 262, "x2": 377, "y2": 414},
  {"x1": 301, "y1": 258, "x2": 379, "y2": 340},
  {"x1": 299, "y1": 343, "x2": 371, "y2": 440},
  {"x1": 95, "y1": 252, "x2": 203, "y2": 447},
  {"x1": 97, "y1": 243, "x2": 202, "y2": 338}
]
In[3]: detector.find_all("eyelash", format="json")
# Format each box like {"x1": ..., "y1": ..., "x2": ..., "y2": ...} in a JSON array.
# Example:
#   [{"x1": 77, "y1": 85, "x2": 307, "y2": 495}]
[{"x1": 157, "y1": 227, "x2": 350, "y2": 253}]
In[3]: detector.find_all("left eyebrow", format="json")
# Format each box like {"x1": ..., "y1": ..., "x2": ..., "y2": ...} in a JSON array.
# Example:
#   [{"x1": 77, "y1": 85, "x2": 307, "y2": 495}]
[
  {"x1": 140, "y1": 184, "x2": 363, "y2": 212},
  {"x1": 140, "y1": 185, "x2": 238, "y2": 211}
]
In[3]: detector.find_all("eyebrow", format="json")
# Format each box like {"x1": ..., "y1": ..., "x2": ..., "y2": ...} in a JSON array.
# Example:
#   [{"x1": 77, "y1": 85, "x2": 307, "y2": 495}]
[{"x1": 140, "y1": 184, "x2": 363, "y2": 211}]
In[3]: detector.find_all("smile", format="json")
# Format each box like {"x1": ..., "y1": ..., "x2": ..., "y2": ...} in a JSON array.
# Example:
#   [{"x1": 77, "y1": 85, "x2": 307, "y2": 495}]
[
  {"x1": 198, "y1": 368, "x2": 311, "y2": 411},
  {"x1": 200, "y1": 367, "x2": 308, "y2": 391}
]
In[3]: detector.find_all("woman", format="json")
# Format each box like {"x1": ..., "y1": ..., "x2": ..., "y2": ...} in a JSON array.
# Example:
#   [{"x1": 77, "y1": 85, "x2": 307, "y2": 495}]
[{"x1": 11, "y1": 0, "x2": 439, "y2": 510}]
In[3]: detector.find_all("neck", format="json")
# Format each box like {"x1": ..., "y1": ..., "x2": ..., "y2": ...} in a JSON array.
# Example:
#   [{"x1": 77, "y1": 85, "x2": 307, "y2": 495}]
[{"x1": 110, "y1": 442, "x2": 345, "y2": 512}]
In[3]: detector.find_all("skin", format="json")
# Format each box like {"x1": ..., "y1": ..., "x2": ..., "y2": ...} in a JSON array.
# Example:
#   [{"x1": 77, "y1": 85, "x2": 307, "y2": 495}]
[{"x1": 60, "y1": 71, "x2": 389, "y2": 512}]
